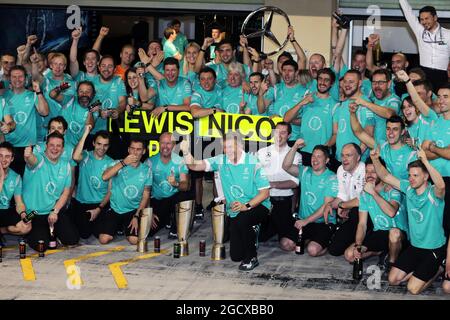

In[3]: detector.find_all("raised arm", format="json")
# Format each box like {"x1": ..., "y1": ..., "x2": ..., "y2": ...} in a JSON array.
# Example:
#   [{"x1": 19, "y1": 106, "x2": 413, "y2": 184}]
[
  {"x1": 399, "y1": 0, "x2": 422, "y2": 37},
  {"x1": 349, "y1": 101, "x2": 375, "y2": 150},
  {"x1": 288, "y1": 26, "x2": 306, "y2": 70},
  {"x1": 33, "y1": 81, "x2": 49, "y2": 116},
  {"x1": 370, "y1": 147, "x2": 401, "y2": 190},
  {"x1": 366, "y1": 34, "x2": 381, "y2": 73},
  {"x1": 180, "y1": 139, "x2": 207, "y2": 171},
  {"x1": 364, "y1": 182, "x2": 400, "y2": 218},
  {"x1": 332, "y1": 24, "x2": 348, "y2": 73},
  {"x1": 396, "y1": 70, "x2": 432, "y2": 117},
  {"x1": 417, "y1": 147, "x2": 446, "y2": 199},
  {"x1": 284, "y1": 94, "x2": 313, "y2": 123},
  {"x1": 73, "y1": 124, "x2": 92, "y2": 163},
  {"x1": 282, "y1": 138, "x2": 305, "y2": 177},
  {"x1": 69, "y1": 27, "x2": 82, "y2": 78},
  {"x1": 93, "y1": 26, "x2": 110, "y2": 53},
  {"x1": 195, "y1": 38, "x2": 213, "y2": 73}
]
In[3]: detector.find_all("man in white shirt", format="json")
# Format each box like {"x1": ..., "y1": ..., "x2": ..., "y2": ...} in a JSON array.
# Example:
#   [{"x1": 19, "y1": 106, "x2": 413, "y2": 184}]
[
  {"x1": 328, "y1": 143, "x2": 369, "y2": 256},
  {"x1": 256, "y1": 122, "x2": 301, "y2": 245},
  {"x1": 399, "y1": 0, "x2": 450, "y2": 91}
]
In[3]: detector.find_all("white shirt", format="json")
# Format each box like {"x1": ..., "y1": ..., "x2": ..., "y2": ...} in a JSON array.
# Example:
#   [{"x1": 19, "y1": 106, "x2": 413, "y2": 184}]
[
  {"x1": 400, "y1": 0, "x2": 450, "y2": 71},
  {"x1": 337, "y1": 162, "x2": 366, "y2": 201},
  {"x1": 256, "y1": 144, "x2": 301, "y2": 197}
]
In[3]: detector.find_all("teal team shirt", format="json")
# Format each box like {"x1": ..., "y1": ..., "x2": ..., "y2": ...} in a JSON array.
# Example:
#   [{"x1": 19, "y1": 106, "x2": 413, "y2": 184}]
[
  {"x1": 266, "y1": 82, "x2": 308, "y2": 140},
  {"x1": 425, "y1": 117, "x2": 450, "y2": 177},
  {"x1": 246, "y1": 93, "x2": 269, "y2": 116},
  {"x1": 300, "y1": 94, "x2": 338, "y2": 153},
  {"x1": 359, "y1": 187, "x2": 408, "y2": 232},
  {"x1": 406, "y1": 111, "x2": 438, "y2": 146},
  {"x1": 205, "y1": 152, "x2": 271, "y2": 217},
  {"x1": 110, "y1": 162, "x2": 152, "y2": 214},
  {"x1": 155, "y1": 78, "x2": 191, "y2": 106},
  {"x1": 298, "y1": 166, "x2": 338, "y2": 224},
  {"x1": 222, "y1": 85, "x2": 248, "y2": 114},
  {"x1": 332, "y1": 96, "x2": 375, "y2": 161},
  {"x1": 4, "y1": 90, "x2": 39, "y2": 146},
  {"x1": 0, "y1": 169, "x2": 22, "y2": 210},
  {"x1": 76, "y1": 151, "x2": 115, "y2": 204},
  {"x1": 147, "y1": 153, "x2": 188, "y2": 200},
  {"x1": 74, "y1": 72, "x2": 99, "y2": 84},
  {"x1": 22, "y1": 152, "x2": 72, "y2": 215},
  {"x1": 162, "y1": 34, "x2": 188, "y2": 58},
  {"x1": 40, "y1": 73, "x2": 76, "y2": 140},
  {"x1": 370, "y1": 94, "x2": 401, "y2": 142},
  {"x1": 92, "y1": 76, "x2": 127, "y2": 134},
  {"x1": 399, "y1": 180, "x2": 446, "y2": 249},
  {"x1": 60, "y1": 97, "x2": 94, "y2": 147},
  {"x1": 190, "y1": 85, "x2": 223, "y2": 109},
  {"x1": 210, "y1": 62, "x2": 251, "y2": 87},
  {"x1": 163, "y1": 41, "x2": 180, "y2": 60},
  {"x1": 376, "y1": 140, "x2": 417, "y2": 180}
]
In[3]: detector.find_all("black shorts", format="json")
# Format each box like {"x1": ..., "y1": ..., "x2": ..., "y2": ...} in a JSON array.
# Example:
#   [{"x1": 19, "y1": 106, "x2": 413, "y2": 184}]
[
  {"x1": 95, "y1": 208, "x2": 137, "y2": 238},
  {"x1": 0, "y1": 208, "x2": 21, "y2": 228},
  {"x1": 393, "y1": 244, "x2": 446, "y2": 282},
  {"x1": 287, "y1": 222, "x2": 336, "y2": 249},
  {"x1": 363, "y1": 229, "x2": 408, "y2": 253}
]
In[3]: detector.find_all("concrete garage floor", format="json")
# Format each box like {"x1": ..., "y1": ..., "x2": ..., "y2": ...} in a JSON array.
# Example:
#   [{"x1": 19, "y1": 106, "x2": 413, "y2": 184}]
[{"x1": 0, "y1": 181, "x2": 449, "y2": 300}]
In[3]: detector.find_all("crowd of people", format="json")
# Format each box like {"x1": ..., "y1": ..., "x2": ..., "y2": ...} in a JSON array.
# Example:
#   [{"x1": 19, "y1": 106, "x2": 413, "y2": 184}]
[{"x1": 0, "y1": 0, "x2": 449, "y2": 295}]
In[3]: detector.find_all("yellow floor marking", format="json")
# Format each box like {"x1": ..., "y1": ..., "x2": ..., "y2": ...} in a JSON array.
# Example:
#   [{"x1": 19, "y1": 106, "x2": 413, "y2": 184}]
[
  {"x1": 64, "y1": 246, "x2": 125, "y2": 287},
  {"x1": 20, "y1": 248, "x2": 67, "y2": 281},
  {"x1": 109, "y1": 249, "x2": 168, "y2": 289}
]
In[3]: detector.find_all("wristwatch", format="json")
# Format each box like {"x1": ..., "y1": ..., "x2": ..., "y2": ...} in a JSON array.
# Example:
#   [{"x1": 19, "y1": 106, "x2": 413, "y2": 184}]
[
  {"x1": 245, "y1": 202, "x2": 252, "y2": 210},
  {"x1": 338, "y1": 201, "x2": 344, "y2": 209}
]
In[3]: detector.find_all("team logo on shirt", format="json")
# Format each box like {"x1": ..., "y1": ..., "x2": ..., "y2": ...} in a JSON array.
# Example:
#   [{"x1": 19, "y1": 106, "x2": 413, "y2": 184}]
[
  {"x1": 305, "y1": 192, "x2": 317, "y2": 206},
  {"x1": 69, "y1": 121, "x2": 82, "y2": 134},
  {"x1": 124, "y1": 185, "x2": 139, "y2": 199},
  {"x1": 45, "y1": 182, "x2": 56, "y2": 195},
  {"x1": 90, "y1": 176, "x2": 101, "y2": 189},
  {"x1": 279, "y1": 105, "x2": 289, "y2": 116},
  {"x1": 159, "y1": 181, "x2": 173, "y2": 194},
  {"x1": 227, "y1": 103, "x2": 239, "y2": 114},
  {"x1": 308, "y1": 116, "x2": 322, "y2": 131},
  {"x1": 230, "y1": 185, "x2": 244, "y2": 199},
  {"x1": 411, "y1": 209, "x2": 424, "y2": 224},
  {"x1": 14, "y1": 111, "x2": 28, "y2": 125},
  {"x1": 0, "y1": 196, "x2": 8, "y2": 206},
  {"x1": 374, "y1": 215, "x2": 390, "y2": 229},
  {"x1": 102, "y1": 99, "x2": 113, "y2": 109}
]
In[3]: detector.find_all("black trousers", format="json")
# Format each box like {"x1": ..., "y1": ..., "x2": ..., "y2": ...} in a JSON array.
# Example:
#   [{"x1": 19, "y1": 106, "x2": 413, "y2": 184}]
[
  {"x1": 328, "y1": 207, "x2": 373, "y2": 256},
  {"x1": 69, "y1": 198, "x2": 104, "y2": 239},
  {"x1": 11, "y1": 146, "x2": 26, "y2": 177},
  {"x1": 150, "y1": 191, "x2": 194, "y2": 235},
  {"x1": 229, "y1": 205, "x2": 269, "y2": 263},
  {"x1": 421, "y1": 66, "x2": 448, "y2": 93},
  {"x1": 27, "y1": 211, "x2": 79, "y2": 251},
  {"x1": 444, "y1": 177, "x2": 450, "y2": 238},
  {"x1": 260, "y1": 196, "x2": 294, "y2": 241}
]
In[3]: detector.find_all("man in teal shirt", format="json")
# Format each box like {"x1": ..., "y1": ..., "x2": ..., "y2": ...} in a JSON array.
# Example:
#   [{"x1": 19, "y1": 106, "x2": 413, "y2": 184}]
[
  {"x1": 0, "y1": 142, "x2": 29, "y2": 237},
  {"x1": 284, "y1": 68, "x2": 338, "y2": 165},
  {"x1": 371, "y1": 146, "x2": 446, "y2": 295},
  {"x1": 71, "y1": 125, "x2": 114, "y2": 239},
  {"x1": 332, "y1": 69, "x2": 375, "y2": 162},
  {"x1": 147, "y1": 58, "x2": 192, "y2": 118},
  {"x1": 54, "y1": 80, "x2": 96, "y2": 147},
  {"x1": 421, "y1": 83, "x2": 450, "y2": 237},
  {"x1": 350, "y1": 111, "x2": 417, "y2": 180},
  {"x1": 23, "y1": 131, "x2": 79, "y2": 251},
  {"x1": 263, "y1": 60, "x2": 308, "y2": 141},
  {"x1": 181, "y1": 132, "x2": 270, "y2": 271},
  {"x1": 283, "y1": 143, "x2": 339, "y2": 256},
  {"x1": 162, "y1": 19, "x2": 188, "y2": 59},
  {"x1": 353, "y1": 69, "x2": 401, "y2": 143},
  {"x1": 162, "y1": 27, "x2": 183, "y2": 61},
  {"x1": 147, "y1": 132, "x2": 191, "y2": 238},
  {"x1": 98, "y1": 139, "x2": 152, "y2": 245},
  {"x1": 344, "y1": 157, "x2": 408, "y2": 272},
  {"x1": 5, "y1": 65, "x2": 49, "y2": 176}
]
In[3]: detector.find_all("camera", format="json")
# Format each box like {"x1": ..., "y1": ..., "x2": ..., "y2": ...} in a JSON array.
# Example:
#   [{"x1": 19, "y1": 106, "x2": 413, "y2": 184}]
[{"x1": 333, "y1": 11, "x2": 351, "y2": 29}]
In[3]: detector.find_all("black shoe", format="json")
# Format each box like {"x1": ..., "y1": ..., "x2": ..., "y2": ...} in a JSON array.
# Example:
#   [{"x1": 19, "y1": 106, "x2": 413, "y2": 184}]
[
  {"x1": 239, "y1": 257, "x2": 259, "y2": 271},
  {"x1": 194, "y1": 205, "x2": 205, "y2": 220},
  {"x1": 206, "y1": 200, "x2": 216, "y2": 211},
  {"x1": 168, "y1": 231, "x2": 178, "y2": 240}
]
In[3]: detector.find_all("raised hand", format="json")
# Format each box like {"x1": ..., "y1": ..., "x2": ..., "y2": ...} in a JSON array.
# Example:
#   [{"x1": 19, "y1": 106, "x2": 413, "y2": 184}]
[
  {"x1": 368, "y1": 34, "x2": 380, "y2": 47},
  {"x1": 72, "y1": 27, "x2": 82, "y2": 40},
  {"x1": 99, "y1": 26, "x2": 110, "y2": 37},
  {"x1": 363, "y1": 181, "x2": 376, "y2": 195},
  {"x1": 138, "y1": 48, "x2": 151, "y2": 65},
  {"x1": 370, "y1": 146, "x2": 380, "y2": 160},
  {"x1": 395, "y1": 70, "x2": 410, "y2": 83},
  {"x1": 27, "y1": 35, "x2": 38, "y2": 46},
  {"x1": 202, "y1": 37, "x2": 214, "y2": 49},
  {"x1": 293, "y1": 138, "x2": 306, "y2": 149},
  {"x1": 24, "y1": 144, "x2": 33, "y2": 159},
  {"x1": 288, "y1": 26, "x2": 295, "y2": 41}
]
